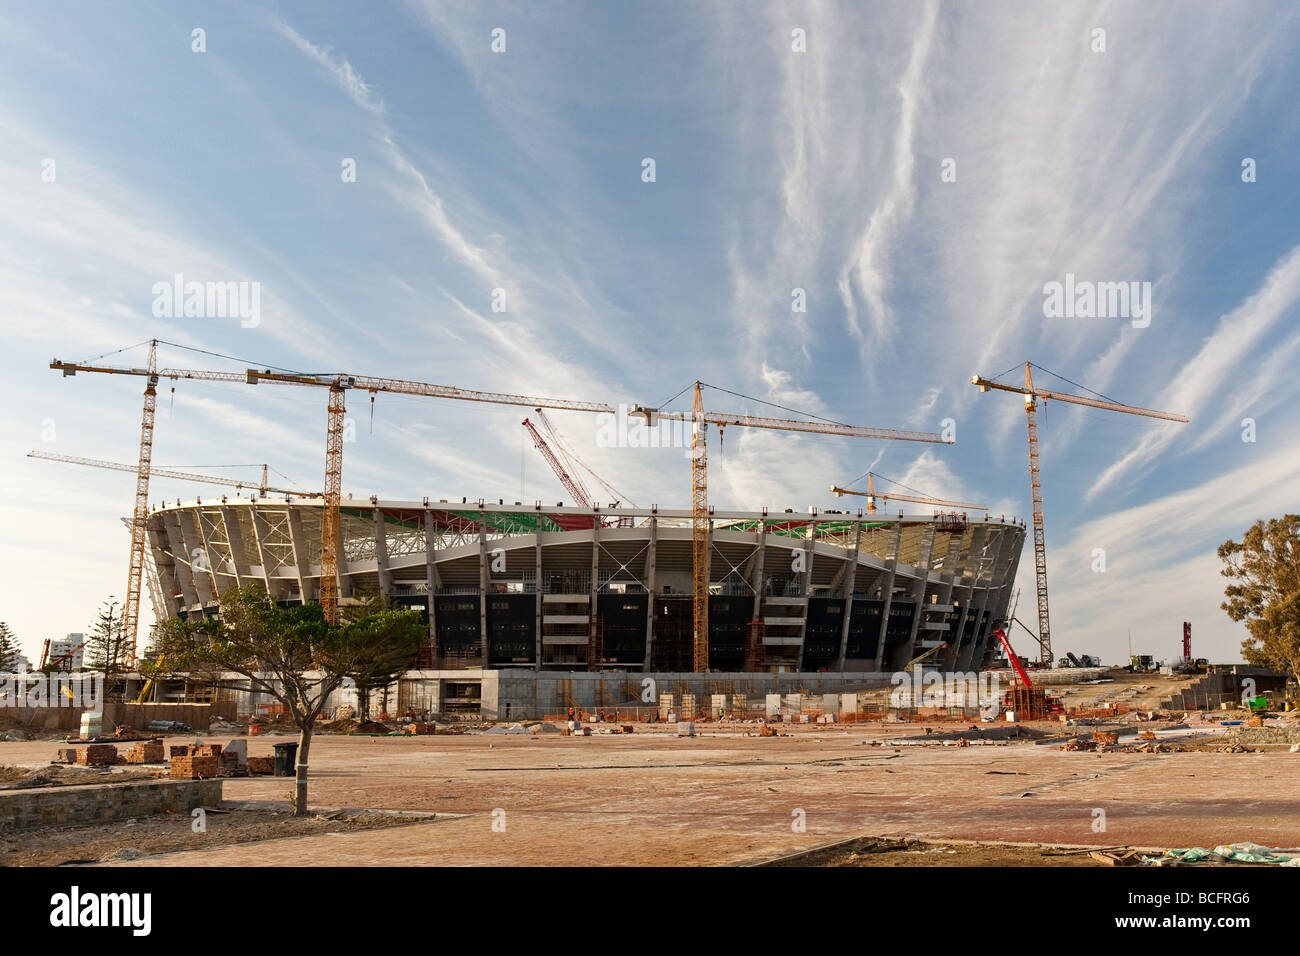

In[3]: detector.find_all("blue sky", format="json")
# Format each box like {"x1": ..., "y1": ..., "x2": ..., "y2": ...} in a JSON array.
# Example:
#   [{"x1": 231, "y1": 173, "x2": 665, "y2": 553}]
[{"x1": 2, "y1": 1, "x2": 1298, "y2": 667}]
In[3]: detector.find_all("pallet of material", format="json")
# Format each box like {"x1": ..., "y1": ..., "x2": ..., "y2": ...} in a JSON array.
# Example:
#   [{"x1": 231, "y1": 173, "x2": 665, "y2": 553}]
[{"x1": 169, "y1": 754, "x2": 219, "y2": 779}]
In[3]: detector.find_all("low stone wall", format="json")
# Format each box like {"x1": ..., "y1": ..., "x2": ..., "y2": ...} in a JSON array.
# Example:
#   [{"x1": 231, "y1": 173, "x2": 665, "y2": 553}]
[{"x1": 0, "y1": 779, "x2": 222, "y2": 832}]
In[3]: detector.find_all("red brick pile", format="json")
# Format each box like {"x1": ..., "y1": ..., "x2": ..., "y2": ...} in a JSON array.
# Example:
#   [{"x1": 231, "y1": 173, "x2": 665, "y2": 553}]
[
  {"x1": 124, "y1": 738, "x2": 166, "y2": 764},
  {"x1": 77, "y1": 744, "x2": 120, "y2": 766},
  {"x1": 246, "y1": 756, "x2": 275, "y2": 775},
  {"x1": 169, "y1": 754, "x2": 219, "y2": 779}
]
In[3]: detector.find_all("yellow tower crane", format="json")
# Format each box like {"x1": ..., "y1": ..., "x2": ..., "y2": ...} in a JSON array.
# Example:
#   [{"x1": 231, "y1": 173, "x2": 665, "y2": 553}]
[
  {"x1": 970, "y1": 362, "x2": 1188, "y2": 665},
  {"x1": 52, "y1": 343, "x2": 613, "y2": 647},
  {"x1": 52, "y1": 348, "x2": 950, "y2": 673},
  {"x1": 644, "y1": 383, "x2": 950, "y2": 671}
]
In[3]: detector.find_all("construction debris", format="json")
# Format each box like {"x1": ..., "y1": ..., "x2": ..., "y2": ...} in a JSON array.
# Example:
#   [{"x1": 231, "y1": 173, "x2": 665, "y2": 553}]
[{"x1": 1143, "y1": 843, "x2": 1300, "y2": 866}]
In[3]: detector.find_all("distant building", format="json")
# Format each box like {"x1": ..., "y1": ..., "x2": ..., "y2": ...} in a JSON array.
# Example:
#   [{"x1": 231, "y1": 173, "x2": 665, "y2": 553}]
[
  {"x1": 9, "y1": 652, "x2": 31, "y2": 673},
  {"x1": 46, "y1": 634, "x2": 86, "y2": 670}
]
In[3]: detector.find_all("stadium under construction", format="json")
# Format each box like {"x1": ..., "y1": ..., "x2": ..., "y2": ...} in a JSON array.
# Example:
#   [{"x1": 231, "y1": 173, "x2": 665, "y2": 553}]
[{"x1": 144, "y1": 496, "x2": 1026, "y2": 718}]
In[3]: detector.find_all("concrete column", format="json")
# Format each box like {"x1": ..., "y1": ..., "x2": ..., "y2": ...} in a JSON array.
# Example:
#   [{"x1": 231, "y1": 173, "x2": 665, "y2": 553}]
[
  {"x1": 175, "y1": 510, "x2": 215, "y2": 607},
  {"x1": 900, "y1": 526, "x2": 938, "y2": 667},
  {"x1": 948, "y1": 525, "x2": 986, "y2": 670},
  {"x1": 373, "y1": 507, "x2": 393, "y2": 599},
  {"x1": 335, "y1": 510, "x2": 352, "y2": 600},
  {"x1": 424, "y1": 510, "x2": 440, "y2": 660},
  {"x1": 589, "y1": 516, "x2": 600, "y2": 669},
  {"x1": 535, "y1": 525, "x2": 544, "y2": 672},
  {"x1": 795, "y1": 522, "x2": 815, "y2": 669},
  {"x1": 477, "y1": 519, "x2": 488, "y2": 660},
  {"x1": 286, "y1": 508, "x2": 314, "y2": 604},
  {"x1": 249, "y1": 508, "x2": 279, "y2": 598},
  {"x1": 835, "y1": 521, "x2": 862, "y2": 670},
  {"x1": 642, "y1": 517, "x2": 657, "y2": 671},
  {"x1": 930, "y1": 530, "x2": 964, "y2": 667},
  {"x1": 197, "y1": 510, "x2": 228, "y2": 599},
  {"x1": 872, "y1": 521, "x2": 904, "y2": 672},
  {"x1": 221, "y1": 506, "x2": 250, "y2": 590},
  {"x1": 750, "y1": 525, "x2": 767, "y2": 621},
  {"x1": 959, "y1": 523, "x2": 1004, "y2": 671},
  {"x1": 148, "y1": 516, "x2": 183, "y2": 618}
]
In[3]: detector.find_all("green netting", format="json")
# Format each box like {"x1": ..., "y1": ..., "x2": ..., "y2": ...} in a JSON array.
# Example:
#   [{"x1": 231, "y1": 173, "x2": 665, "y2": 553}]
[
  {"x1": 446, "y1": 510, "x2": 567, "y2": 534},
  {"x1": 723, "y1": 518, "x2": 894, "y2": 538}
]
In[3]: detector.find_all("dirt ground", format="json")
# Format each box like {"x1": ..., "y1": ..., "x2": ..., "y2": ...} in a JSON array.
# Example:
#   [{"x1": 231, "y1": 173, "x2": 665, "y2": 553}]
[
  {"x1": 0, "y1": 717, "x2": 1294, "y2": 867},
  {"x1": 0, "y1": 806, "x2": 423, "y2": 867}
]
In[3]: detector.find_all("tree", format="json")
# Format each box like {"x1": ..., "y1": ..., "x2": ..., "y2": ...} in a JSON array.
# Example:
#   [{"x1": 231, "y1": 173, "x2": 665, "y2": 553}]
[
  {"x1": 85, "y1": 597, "x2": 129, "y2": 696},
  {"x1": 148, "y1": 584, "x2": 424, "y2": 816},
  {"x1": 0, "y1": 622, "x2": 18, "y2": 673},
  {"x1": 1219, "y1": 514, "x2": 1300, "y2": 685},
  {"x1": 340, "y1": 591, "x2": 423, "y2": 720}
]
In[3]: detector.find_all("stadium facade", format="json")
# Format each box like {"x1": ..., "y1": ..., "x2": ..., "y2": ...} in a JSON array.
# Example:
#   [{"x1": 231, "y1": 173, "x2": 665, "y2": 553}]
[{"x1": 146, "y1": 497, "x2": 1026, "y2": 686}]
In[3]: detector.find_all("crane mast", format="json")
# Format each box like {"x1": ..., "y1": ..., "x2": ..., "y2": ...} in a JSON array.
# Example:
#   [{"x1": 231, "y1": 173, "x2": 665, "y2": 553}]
[
  {"x1": 971, "y1": 362, "x2": 1188, "y2": 665},
  {"x1": 120, "y1": 340, "x2": 158, "y2": 663}
]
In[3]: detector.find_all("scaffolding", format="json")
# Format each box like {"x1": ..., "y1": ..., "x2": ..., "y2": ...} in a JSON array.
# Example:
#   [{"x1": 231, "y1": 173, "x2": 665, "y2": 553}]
[
  {"x1": 588, "y1": 614, "x2": 605, "y2": 672},
  {"x1": 744, "y1": 621, "x2": 766, "y2": 672}
]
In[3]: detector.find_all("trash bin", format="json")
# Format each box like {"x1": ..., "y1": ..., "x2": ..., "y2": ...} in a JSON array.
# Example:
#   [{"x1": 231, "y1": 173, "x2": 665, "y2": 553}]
[{"x1": 272, "y1": 742, "x2": 299, "y2": 777}]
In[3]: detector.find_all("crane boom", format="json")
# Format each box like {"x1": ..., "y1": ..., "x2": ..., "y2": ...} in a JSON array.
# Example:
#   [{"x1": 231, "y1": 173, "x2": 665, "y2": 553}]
[
  {"x1": 655, "y1": 409, "x2": 949, "y2": 443},
  {"x1": 830, "y1": 473, "x2": 986, "y2": 512},
  {"x1": 970, "y1": 375, "x2": 1189, "y2": 423},
  {"x1": 28, "y1": 450, "x2": 319, "y2": 497},
  {"x1": 992, "y1": 626, "x2": 1033, "y2": 689},
  {"x1": 972, "y1": 363, "x2": 1188, "y2": 665},
  {"x1": 522, "y1": 418, "x2": 593, "y2": 507}
]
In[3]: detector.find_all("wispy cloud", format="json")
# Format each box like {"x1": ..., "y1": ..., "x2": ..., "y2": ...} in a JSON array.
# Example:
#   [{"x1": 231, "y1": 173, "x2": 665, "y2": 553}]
[
  {"x1": 270, "y1": 17, "x2": 386, "y2": 116},
  {"x1": 1086, "y1": 243, "x2": 1300, "y2": 501}
]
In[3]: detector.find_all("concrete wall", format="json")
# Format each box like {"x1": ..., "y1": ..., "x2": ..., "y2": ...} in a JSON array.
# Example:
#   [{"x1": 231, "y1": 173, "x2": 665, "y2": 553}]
[
  {"x1": 477, "y1": 670, "x2": 896, "y2": 720},
  {"x1": 0, "y1": 779, "x2": 222, "y2": 832},
  {"x1": 0, "y1": 702, "x2": 237, "y2": 734}
]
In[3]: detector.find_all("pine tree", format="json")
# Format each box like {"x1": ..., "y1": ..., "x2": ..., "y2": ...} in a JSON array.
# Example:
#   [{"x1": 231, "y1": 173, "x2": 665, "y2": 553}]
[
  {"x1": 0, "y1": 622, "x2": 18, "y2": 672},
  {"x1": 85, "y1": 597, "x2": 128, "y2": 680}
]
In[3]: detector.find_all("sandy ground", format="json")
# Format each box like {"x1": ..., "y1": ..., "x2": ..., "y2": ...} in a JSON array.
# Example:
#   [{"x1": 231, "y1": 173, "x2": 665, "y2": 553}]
[
  {"x1": 1, "y1": 716, "x2": 1295, "y2": 867},
  {"x1": 0, "y1": 806, "x2": 422, "y2": 867}
]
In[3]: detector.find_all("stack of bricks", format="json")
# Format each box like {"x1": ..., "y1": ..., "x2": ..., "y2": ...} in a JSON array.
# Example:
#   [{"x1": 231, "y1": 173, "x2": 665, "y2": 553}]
[
  {"x1": 246, "y1": 756, "x2": 274, "y2": 775},
  {"x1": 169, "y1": 754, "x2": 219, "y2": 779},
  {"x1": 76, "y1": 744, "x2": 120, "y2": 766},
  {"x1": 168, "y1": 741, "x2": 226, "y2": 779},
  {"x1": 124, "y1": 738, "x2": 166, "y2": 764}
]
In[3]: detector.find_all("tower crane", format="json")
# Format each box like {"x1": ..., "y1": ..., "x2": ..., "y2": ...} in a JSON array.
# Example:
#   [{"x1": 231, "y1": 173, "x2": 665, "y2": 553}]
[
  {"x1": 51, "y1": 341, "x2": 614, "y2": 649},
  {"x1": 636, "y1": 383, "x2": 950, "y2": 671},
  {"x1": 52, "y1": 348, "x2": 950, "y2": 673},
  {"x1": 27, "y1": 450, "x2": 320, "y2": 498},
  {"x1": 829, "y1": 472, "x2": 986, "y2": 513},
  {"x1": 971, "y1": 362, "x2": 1187, "y2": 665}
]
